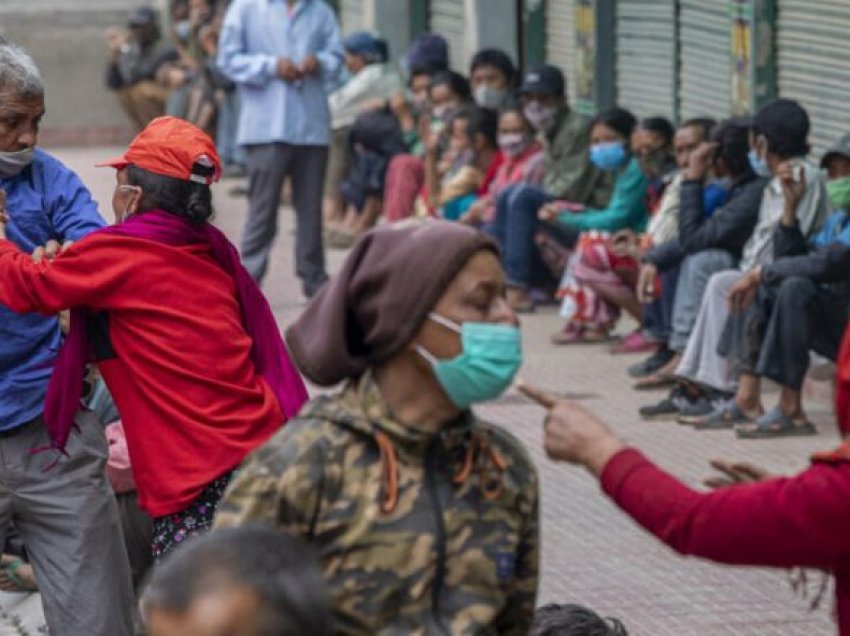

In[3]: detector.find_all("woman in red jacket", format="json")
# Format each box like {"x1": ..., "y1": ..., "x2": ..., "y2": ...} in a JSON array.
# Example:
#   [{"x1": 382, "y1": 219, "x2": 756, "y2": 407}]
[
  {"x1": 0, "y1": 117, "x2": 308, "y2": 559},
  {"x1": 520, "y1": 327, "x2": 850, "y2": 635}
]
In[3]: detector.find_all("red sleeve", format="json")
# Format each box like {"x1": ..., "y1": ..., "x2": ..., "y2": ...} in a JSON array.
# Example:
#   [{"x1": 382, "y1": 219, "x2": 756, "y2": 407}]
[
  {"x1": 0, "y1": 235, "x2": 129, "y2": 315},
  {"x1": 601, "y1": 448, "x2": 850, "y2": 570},
  {"x1": 478, "y1": 151, "x2": 504, "y2": 195}
]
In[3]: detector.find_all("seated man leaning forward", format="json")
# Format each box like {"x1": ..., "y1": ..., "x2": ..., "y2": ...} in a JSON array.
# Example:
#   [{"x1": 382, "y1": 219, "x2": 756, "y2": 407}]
[{"x1": 216, "y1": 220, "x2": 539, "y2": 635}]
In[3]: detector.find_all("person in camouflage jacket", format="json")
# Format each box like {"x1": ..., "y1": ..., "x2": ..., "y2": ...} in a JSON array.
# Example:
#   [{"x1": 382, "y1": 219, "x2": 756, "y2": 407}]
[{"x1": 215, "y1": 220, "x2": 539, "y2": 635}]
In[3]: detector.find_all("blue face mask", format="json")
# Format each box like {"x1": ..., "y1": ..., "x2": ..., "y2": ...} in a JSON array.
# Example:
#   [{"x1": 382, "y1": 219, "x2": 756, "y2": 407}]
[
  {"x1": 590, "y1": 141, "x2": 628, "y2": 171},
  {"x1": 748, "y1": 149, "x2": 770, "y2": 177},
  {"x1": 416, "y1": 313, "x2": 522, "y2": 410}
]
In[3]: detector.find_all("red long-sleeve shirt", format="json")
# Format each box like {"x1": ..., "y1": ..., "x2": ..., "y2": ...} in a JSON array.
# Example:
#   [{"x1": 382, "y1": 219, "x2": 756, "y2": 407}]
[
  {"x1": 0, "y1": 234, "x2": 284, "y2": 517},
  {"x1": 601, "y1": 448, "x2": 850, "y2": 634}
]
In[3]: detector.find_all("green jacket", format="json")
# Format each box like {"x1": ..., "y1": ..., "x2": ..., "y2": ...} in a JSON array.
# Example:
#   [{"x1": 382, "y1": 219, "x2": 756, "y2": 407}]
[
  {"x1": 557, "y1": 155, "x2": 649, "y2": 232},
  {"x1": 215, "y1": 373, "x2": 539, "y2": 635},
  {"x1": 543, "y1": 107, "x2": 612, "y2": 208}
]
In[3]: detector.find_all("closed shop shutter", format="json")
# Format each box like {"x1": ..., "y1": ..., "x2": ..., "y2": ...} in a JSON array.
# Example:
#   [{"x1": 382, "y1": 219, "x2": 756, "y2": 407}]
[
  {"x1": 546, "y1": 0, "x2": 576, "y2": 107},
  {"x1": 778, "y1": 0, "x2": 850, "y2": 157},
  {"x1": 615, "y1": 0, "x2": 676, "y2": 119},
  {"x1": 678, "y1": 0, "x2": 730, "y2": 120},
  {"x1": 430, "y1": 0, "x2": 467, "y2": 71},
  {"x1": 340, "y1": 0, "x2": 365, "y2": 33}
]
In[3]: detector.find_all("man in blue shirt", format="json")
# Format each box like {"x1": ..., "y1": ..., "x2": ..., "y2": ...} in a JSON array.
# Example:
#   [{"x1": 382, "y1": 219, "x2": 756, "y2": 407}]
[
  {"x1": 218, "y1": 0, "x2": 343, "y2": 297},
  {"x1": 0, "y1": 41, "x2": 134, "y2": 635}
]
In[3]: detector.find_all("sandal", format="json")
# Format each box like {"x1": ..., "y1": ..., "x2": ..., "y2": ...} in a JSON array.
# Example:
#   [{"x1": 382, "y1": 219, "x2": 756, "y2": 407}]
[
  {"x1": 686, "y1": 400, "x2": 756, "y2": 430},
  {"x1": 0, "y1": 557, "x2": 38, "y2": 593},
  {"x1": 632, "y1": 373, "x2": 675, "y2": 391},
  {"x1": 736, "y1": 407, "x2": 818, "y2": 439}
]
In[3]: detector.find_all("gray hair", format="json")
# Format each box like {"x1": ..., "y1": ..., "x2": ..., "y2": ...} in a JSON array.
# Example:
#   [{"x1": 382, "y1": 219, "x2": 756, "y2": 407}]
[{"x1": 0, "y1": 40, "x2": 44, "y2": 99}]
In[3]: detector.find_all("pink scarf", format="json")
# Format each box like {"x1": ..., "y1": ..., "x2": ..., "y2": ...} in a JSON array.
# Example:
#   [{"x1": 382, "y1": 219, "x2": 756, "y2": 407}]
[{"x1": 43, "y1": 210, "x2": 308, "y2": 453}]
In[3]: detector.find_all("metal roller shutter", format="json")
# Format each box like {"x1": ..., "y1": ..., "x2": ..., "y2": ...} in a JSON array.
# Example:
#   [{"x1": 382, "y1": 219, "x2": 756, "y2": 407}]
[
  {"x1": 678, "y1": 0, "x2": 730, "y2": 121},
  {"x1": 340, "y1": 0, "x2": 365, "y2": 33},
  {"x1": 430, "y1": 0, "x2": 467, "y2": 71},
  {"x1": 615, "y1": 0, "x2": 676, "y2": 119},
  {"x1": 778, "y1": 0, "x2": 850, "y2": 157},
  {"x1": 546, "y1": 0, "x2": 576, "y2": 107}
]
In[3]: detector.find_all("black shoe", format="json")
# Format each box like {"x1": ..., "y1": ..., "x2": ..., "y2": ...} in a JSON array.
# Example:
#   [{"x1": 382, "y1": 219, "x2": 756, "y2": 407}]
[
  {"x1": 628, "y1": 346, "x2": 675, "y2": 379},
  {"x1": 639, "y1": 385, "x2": 697, "y2": 420}
]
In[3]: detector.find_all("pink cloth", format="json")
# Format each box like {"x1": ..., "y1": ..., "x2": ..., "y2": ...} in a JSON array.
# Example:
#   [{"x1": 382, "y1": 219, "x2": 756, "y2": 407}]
[
  {"x1": 383, "y1": 154, "x2": 425, "y2": 222},
  {"x1": 105, "y1": 421, "x2": 135, "y2": 494},
  {"x1": 483, "y1": 143, "x2": 544, "y2": 223}
]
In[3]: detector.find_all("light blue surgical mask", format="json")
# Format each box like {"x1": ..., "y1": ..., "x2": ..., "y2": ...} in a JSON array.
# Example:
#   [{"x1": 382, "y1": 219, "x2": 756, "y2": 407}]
[
  {"x1": 590, "y1": 141, "x2": 628, "y2": 171},
  {"x1": 416, "y1": 313, "x2": 522, "y2": 410},
  {"x1": 748, "y1": 149, "x2": 770, "y2": 177},
  {"x1": 174, "y1": 20, "x2": 191, "y2": 43}
]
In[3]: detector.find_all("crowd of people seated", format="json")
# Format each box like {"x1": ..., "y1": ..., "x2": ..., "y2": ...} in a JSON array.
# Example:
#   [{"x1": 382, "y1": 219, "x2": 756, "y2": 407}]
[{"x1": 42, "y1": 6, "x2": 849, "y2": 633}]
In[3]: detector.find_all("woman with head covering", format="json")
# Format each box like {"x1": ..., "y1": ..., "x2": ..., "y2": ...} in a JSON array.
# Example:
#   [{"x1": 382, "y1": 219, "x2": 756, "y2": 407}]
[
  {"x1": 0, "y1": 116, "x2": 308, "y2": 559},
  {"x1": 215, "y1": 220, "x2": 539, "y2": 634}
]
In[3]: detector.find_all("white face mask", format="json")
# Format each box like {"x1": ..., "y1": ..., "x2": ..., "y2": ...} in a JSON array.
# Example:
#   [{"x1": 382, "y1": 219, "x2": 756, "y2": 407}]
[
  {"x1": 474, "y1": 85, "x2": 509, "y2": 110},
  {"x1": 0, "y1": 147, "x2": 35, "y2": 178}
]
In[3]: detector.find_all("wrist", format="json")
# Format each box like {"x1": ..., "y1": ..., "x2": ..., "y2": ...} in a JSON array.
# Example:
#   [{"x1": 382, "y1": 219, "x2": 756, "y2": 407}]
[{"x1": 581, "y1": 434, "x2": 627, "y2": 477}]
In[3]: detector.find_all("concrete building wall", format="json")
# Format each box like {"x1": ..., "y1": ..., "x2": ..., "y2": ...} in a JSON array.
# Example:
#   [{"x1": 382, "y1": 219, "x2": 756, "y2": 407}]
[{"x1": 0, "y1": 0, "x2": 165, "y2": 146}]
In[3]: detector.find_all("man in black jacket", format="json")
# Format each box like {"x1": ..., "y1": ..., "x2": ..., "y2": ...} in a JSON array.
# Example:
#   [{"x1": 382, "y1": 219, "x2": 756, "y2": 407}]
[
  {"x1": 637, "y1": 119, "x2": 767, "y2": 418},
  {"x1": 689, "y1": 140, "x2": 850, "y2": 436}
]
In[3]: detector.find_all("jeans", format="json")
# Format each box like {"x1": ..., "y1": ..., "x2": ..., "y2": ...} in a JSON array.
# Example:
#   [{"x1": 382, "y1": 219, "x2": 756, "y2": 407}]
[
  {"x1": 670, "y1": 249, "x2": 736, "y2": 352},
  {"x1": 490, "y1": 185, "x2": 555, "y2": 287},
  {"x1": 644, "y1": 266, "x2": 679, "y2": 342}
]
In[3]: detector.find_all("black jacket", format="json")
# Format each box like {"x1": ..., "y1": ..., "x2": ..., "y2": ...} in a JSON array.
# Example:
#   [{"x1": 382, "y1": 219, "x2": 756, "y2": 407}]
[
  {"x1": 761, "y1": 220, "x2": 850, "y2": 289},
  {"x1": 645, "y1": 173, "x2": 768, "y2": 272}
]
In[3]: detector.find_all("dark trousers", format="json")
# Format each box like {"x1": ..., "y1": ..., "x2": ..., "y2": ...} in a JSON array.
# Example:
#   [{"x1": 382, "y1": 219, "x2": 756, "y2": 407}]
[
  {"x1": 243, "y1": 143, "x2": 329, "y2": 296},
  {"x1": 489, "y1": 184, "x2": 578, "y2": 288},
  {"x1": 644, "y1": 266, "x2": 679, "y2": 342},
  {"x1": 721, "y1": 277, "x2": 849, "y2": 390}
]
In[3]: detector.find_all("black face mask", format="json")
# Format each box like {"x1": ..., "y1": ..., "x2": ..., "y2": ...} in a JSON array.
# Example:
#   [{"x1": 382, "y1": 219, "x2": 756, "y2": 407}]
[{"x1": 639, "y1": 147, "x2": 672, "y2": 179}]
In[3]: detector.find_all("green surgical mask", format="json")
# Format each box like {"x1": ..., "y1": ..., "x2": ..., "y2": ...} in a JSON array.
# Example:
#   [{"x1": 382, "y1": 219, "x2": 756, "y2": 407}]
[
  {"x1": 827, "y1": 175, "x2": 850, "y2": 211},
  {"x1": 416, "y1": 313, "x2": 522, "y2": 410}
]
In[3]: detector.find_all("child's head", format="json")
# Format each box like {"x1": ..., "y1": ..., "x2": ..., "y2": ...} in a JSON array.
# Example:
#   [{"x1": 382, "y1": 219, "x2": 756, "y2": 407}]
[
  {"x1": 497, "y1": 106, "x2": 534, "y2": 157},
  {"x1": 530, "y1": 604, "x2": 628, "y2": 636}
]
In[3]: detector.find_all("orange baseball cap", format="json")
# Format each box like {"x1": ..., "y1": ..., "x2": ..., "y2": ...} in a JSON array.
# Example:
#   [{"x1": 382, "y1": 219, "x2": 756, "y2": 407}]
[{"x1": 97, "y1": 116, "x2": 221, "y2": 186}]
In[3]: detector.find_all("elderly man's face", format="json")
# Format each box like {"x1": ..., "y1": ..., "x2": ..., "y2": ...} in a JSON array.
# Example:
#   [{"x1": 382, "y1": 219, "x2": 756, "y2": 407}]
[
  {"x1": 0, "y1": 88, "x2": 44, "y2": 152},
  {"x1": 414, "y1": 251, "x2": 517, "y2": 361}
]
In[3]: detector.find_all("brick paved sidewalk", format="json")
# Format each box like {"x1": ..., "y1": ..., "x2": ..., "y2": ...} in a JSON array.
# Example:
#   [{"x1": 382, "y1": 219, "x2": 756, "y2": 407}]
[{"x1": 0, "y1": 147, "x2": 837, "y2": 635}]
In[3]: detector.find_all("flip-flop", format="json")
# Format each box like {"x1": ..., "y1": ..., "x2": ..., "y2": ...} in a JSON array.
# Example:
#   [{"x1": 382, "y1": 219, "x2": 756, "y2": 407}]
[
  {"x1": 0, "y1": 558, "x2": 37, "y2": 593},
  {"x1": 736, "y1": 407, "x2": 818, "y2": 439},
  {"x1": 688, "y1": 400, "x2": 756, "y2": 430}
]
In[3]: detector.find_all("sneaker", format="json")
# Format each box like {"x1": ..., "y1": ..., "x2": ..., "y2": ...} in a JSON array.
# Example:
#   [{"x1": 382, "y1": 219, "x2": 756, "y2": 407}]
[
  {"x1": 676, "y1": 390, "x2": 733, "y2": 425},
  {"x1": 627, "y1": 346, "x2": 675, "y2": 378},
  {"x1": 639, "y1": 385, "x2": 697, "y2": 420}
]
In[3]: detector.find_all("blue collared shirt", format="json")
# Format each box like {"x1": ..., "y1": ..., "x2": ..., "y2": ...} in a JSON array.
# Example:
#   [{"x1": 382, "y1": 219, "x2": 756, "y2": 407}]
[
  {"x1": 218, "y1": 0, "x2": 343, "y2": 146},
  {"x1": 0, "y1": 149, "x2": 105, "y2": 431}
]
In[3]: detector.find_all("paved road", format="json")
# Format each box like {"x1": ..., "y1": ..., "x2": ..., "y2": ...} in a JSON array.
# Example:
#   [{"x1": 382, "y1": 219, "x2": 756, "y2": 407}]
[{"x1": 0, "y1": 147, "x2": 838, "y2": 635}]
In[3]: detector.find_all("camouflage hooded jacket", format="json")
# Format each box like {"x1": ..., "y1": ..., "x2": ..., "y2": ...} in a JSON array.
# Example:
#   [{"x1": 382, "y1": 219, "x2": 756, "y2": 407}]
[{"x1": 215, "y1": 372, "x2": 539, "y2": 635}]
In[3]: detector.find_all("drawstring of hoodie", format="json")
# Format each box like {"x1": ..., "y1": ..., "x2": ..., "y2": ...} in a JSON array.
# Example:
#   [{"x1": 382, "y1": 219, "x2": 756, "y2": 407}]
[
  {"x1": 373, "y1": 430, "x2": 508, "y2": 514},
  {"x1": 453, "y1": 432, "x2": 507, "y2": 500},
  {"x1": 374, "y1": 431, "x2": 399, "y2": 513}
]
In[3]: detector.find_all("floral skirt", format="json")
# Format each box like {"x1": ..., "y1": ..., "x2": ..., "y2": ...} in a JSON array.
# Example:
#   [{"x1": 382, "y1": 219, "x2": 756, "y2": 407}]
[{"x1": 151, "y1": 471, "x2": 234, "y2": 560}]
